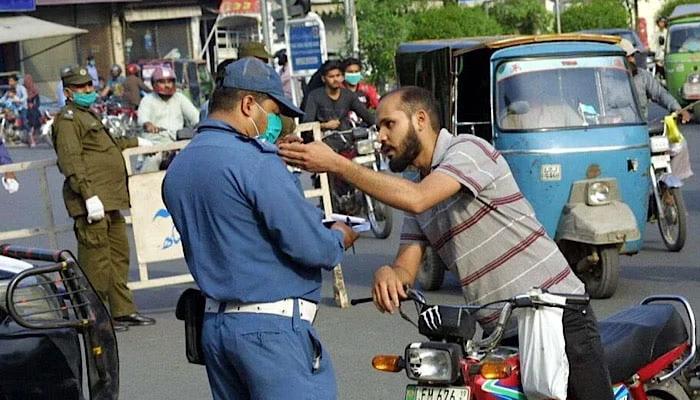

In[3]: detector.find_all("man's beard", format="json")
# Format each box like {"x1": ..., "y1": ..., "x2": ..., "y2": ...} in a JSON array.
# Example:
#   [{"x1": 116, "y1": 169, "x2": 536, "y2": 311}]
[{"x1": 388, "y1": 124, "x2": 422, "y2": 173}]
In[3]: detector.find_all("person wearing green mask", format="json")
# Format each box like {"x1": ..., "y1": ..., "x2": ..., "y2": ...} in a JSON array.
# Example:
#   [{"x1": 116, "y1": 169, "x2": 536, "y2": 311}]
[
  {"x1": 52, "y1": 66, "x2": 155, "y2": 333},
  {"x1": 342, "y1": 57, "x2": 380, "y2": 110}
]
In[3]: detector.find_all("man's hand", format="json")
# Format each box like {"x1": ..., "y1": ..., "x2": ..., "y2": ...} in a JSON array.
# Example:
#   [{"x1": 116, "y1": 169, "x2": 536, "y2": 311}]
[
  {"x1": 2, "y1": 172, "x2": 18, "y2": 194},
  {"x1": 372, "y1": 266, "x2": 408, "y2": 314},
  {"x1": 330, "y1": 221, "x2": 359, "y2": 249},
  {"x1": 85, "y1": 196, "x2": 105, "y2": 224},
  {"x1": 679, "y1": 109, "x2": 692, "y2": 124},
  {"x1": 144, "y1": 122, "x2": 160, "y2": 133},
  {"x1": 278, "y1": 141, "x2": 348, "y2": 173},
  {"x1": 276, "y1": 135, "x2": 303, "y2": 145},
  {"x1": 321, "y1": 119, "x2": 341, "y2": 130}
]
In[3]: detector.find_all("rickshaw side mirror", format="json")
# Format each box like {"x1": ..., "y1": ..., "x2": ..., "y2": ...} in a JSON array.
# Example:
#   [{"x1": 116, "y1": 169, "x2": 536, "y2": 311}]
[{"x1": 508, "y1": 101, "x2": 530, "y2": 115}]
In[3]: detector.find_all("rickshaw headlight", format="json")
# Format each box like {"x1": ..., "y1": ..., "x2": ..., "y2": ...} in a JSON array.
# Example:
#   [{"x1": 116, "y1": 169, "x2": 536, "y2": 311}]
[
  {"x1": 587, "y1": 182, "x2": 611, "y2": 206},
  {"x1": 650, "y1": 135, "x2": 670, "y2": 153}
]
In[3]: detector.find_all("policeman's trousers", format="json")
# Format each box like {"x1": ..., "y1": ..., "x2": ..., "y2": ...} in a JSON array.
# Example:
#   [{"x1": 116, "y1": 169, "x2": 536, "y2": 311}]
[
  {"x1": 73, "y1": 210, "x2": 137, "y2": 318},
  {"x1": 201, "y1": 302, "x2": 336, "y2": 400}
]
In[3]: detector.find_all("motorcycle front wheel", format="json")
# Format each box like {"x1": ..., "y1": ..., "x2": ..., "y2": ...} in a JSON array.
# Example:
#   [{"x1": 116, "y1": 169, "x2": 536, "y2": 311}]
[
  {"x1": 657, "y1": 187, "x2": 687, "y2": 252},
  {"x1": 367, "y1": 197, "x2": 393, "y2": 239}
]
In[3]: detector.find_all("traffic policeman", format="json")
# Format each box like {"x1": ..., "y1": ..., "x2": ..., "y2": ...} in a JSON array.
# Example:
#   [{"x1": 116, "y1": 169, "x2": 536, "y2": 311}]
[
  {"x1": 162, "y1": 57, "x2": 358, "y2": 399},
  {"x1": 52, "y1": 66, "x2": 155, "y2": 332}
]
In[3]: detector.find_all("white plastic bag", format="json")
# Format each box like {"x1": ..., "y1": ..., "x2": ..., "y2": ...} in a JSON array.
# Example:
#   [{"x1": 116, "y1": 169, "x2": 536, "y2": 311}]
[{"x1": 518, "y1": 291, "x2": 569, "y2": 400}]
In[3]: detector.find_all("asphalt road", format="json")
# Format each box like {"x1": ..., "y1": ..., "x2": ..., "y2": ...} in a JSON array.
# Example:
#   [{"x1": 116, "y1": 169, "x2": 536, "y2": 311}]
[{"x1": 2, "y1": 124, "x2": 700, "y2": 399}]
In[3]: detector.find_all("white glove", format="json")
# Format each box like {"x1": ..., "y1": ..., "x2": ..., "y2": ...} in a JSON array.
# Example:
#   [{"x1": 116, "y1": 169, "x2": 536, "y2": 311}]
[
  {"x1": 2, "y1": 177, "x2": 19, "y2": 194},
  {"x1": 138, "y1": 137, "x2": 154, "y2": 147},
  {"x1": 85, "y1": 196, "x2": 105, "y2": 224}
]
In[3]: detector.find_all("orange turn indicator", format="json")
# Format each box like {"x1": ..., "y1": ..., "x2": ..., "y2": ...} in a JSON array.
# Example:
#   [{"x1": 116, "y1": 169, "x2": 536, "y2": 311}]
[
  {"x1": 480, "y1": 360, "x2": 512, "y2": 379},
  {"x1": 372, "y1": 355, "x2": 404, "y2": 373}
]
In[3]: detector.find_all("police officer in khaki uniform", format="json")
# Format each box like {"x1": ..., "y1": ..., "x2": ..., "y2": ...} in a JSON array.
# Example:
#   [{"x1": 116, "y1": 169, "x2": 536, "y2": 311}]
[{"x1": 53, "y1": 66, "x2": 155, "y2": 332}]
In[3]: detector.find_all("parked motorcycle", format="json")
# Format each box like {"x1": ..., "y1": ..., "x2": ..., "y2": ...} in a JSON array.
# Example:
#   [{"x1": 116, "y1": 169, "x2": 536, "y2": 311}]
[
  {"x1": 355, "y1": 288, "x2": 699, "y2": 400},
  {"x1": 322, "y1": 126, "x2": 393, "y2": 239},
  {"x1": 0, "y1": 101, "x2": 23, "y2": 145},
  {"x1": 649, "y1": 122, "x2": 687, "y2": 252}
]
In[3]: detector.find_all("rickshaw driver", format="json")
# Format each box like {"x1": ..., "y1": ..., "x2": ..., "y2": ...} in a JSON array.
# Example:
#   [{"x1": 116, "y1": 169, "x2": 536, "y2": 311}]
[
  {"x1": 279, "y1": 86, "x2": 615, "y2": 400},
  {"x1": 499, "y1": 87, "x2": 584, "y2": 130}
]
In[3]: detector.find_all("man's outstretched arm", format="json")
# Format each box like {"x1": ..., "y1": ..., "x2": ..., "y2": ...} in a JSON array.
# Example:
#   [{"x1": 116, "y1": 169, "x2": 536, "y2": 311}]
[{"x1": 278, "y1": 141, "x2": 461, "y2": 214}]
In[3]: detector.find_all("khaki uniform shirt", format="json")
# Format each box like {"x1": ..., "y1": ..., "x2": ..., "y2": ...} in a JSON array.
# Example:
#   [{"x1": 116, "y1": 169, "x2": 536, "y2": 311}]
[{"x1": 52, "y1": 103, "x2": 138, "y2": 218}]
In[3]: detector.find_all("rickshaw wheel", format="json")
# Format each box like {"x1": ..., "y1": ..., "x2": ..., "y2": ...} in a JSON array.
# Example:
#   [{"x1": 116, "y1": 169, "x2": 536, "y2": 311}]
[
  {"x1": 417, "y1": 246, "x2": 446, "y2": 291},
  {"x1": 580, "y1": 246, "x2": 619, "y2": 299},
  {"x1": 658, "y1": 187, "x2": 687, "y2": 252}
]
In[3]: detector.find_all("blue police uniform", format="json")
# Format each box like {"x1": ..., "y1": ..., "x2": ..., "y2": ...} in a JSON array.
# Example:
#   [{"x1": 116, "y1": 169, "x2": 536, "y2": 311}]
[{"x1": 163, "y1": 119, "x2": 345, "y2": 400}]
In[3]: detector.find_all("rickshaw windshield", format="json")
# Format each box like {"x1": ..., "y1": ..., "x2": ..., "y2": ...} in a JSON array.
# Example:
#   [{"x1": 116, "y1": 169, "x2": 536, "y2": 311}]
[
  {"x1": 496, "y1": 55, "x2": 642, "y2": 132},
  {"x1": 668, "y1": 23, "x2": 700, "y2": 54}
]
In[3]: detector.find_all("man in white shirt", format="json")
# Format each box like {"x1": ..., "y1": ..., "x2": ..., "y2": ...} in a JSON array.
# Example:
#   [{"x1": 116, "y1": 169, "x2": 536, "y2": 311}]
[{"x1": 137, "y1": 66, "x2": 199, "y2": 171}]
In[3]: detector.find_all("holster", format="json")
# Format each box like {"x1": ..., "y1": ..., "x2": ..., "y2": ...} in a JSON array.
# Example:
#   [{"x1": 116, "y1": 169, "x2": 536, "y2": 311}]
[{"x1": 175, "y1": 288, "x2": 206, "y2": 365}]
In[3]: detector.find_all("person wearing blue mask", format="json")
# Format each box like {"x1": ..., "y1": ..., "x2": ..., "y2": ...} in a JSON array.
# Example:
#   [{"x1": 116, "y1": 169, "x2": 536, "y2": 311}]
[
  {"x1": 52, "y1": 66, "x2": 155, "y2": 333},
  {"x1": 162, "y1": 57, "x2": 358, "y2": 400}
]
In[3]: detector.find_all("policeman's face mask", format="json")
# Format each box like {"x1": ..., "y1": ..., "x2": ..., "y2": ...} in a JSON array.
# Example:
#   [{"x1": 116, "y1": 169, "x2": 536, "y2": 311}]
[
  {"x1": 67, "y1": 85, "x2": 98, "y2": 108},
  {"x1": 249, "y1": 101, "x2": 283, "y2": 143}
]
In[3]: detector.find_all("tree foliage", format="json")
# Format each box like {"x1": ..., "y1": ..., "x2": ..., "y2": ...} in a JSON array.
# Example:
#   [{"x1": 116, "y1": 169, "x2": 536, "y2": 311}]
[
  {"x1": 356, "y1": 0, "x2": 418, "y2": 87},
  {"x1": 561, "y1": 0, "x2": 630, "y2": 32},
  {"x1": 409, "y1": 4, "x2": 502, "y2": 40},
  {"x1": 489, "y1": 0, "x2": 552, "y2": 34},
  {"x1": 657, "y1": 0, "x2": 700, "y2": 20}
]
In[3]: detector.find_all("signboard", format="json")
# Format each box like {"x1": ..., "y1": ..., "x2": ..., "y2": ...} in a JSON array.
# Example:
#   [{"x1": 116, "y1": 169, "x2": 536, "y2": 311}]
[
  {"x1": 129, "y1": 171, "x2": 184, "y2": 264},
  {"x1": 0, "y1": 0, "x2": 35, "y2": 12},
  {"x1": 286, "y1": 14, "x2": 327, "y2": 77},
  {"x1": 219, "y1": 0, "x2": 259, "y2": 15}
]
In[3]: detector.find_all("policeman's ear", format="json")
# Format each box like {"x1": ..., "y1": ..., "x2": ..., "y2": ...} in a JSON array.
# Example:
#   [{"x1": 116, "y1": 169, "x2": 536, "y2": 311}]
[
  {"x1": 239, "y1": 94, "x2": 257, "y2": 117},
  {"x1": 63, "y1": 87, "x2": 73, "y2": 100}
]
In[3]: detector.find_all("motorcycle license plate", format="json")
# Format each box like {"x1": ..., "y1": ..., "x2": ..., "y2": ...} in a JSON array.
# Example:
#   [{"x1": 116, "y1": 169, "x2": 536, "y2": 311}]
[{"x1": 405, "y1": 385, "x2": 470, "y2": 400}]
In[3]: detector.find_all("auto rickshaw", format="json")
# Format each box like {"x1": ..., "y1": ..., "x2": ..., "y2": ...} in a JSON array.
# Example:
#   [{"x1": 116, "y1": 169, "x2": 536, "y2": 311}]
[
  {"x1": 664, "y1": 5, "x2": 700, "y2": 116},
  {"x1": 397, "y1": 34, "x2": 651, "y2": 298}
]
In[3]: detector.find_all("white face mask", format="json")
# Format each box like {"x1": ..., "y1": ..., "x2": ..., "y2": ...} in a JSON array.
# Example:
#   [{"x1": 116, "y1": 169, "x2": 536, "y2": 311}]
[{"x1": 247, "y1": 102, "x2": 268, "y2": 137}]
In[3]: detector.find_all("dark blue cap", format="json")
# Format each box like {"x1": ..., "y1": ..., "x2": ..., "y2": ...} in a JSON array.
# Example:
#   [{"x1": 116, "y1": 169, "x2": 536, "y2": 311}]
[{"x1": 222, "y1": 57, "x2": 303, "y2": 118}]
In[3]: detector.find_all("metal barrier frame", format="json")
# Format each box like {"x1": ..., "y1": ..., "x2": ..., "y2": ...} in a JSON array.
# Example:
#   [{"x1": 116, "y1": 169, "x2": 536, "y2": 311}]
[{"x1": 0, "y1": 122, "x2": 350, "y2": 307}]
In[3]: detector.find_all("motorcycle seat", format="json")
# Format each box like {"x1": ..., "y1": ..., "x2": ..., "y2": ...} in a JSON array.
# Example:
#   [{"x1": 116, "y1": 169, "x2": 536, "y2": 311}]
[{"x1": 598, "y1": 304, "x2": 688, "y2": 383}]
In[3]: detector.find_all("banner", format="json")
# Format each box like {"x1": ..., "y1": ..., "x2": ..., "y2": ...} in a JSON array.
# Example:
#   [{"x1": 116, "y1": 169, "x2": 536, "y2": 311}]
[{"x1": 219, "y1": 0, "x2": 260, "y2": 15}]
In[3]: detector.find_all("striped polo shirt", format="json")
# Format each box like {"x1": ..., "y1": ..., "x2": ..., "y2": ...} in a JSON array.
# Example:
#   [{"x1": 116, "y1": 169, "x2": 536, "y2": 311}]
[{"x1": 401, "y1": 129, "x2": 584, "y2": 330}]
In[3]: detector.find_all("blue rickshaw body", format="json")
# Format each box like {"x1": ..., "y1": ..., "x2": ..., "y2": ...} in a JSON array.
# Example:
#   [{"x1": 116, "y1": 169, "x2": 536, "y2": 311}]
[
  {"x1": 493, "y1": 126, "x2": 650, "y2": 254},
  {"x1": 490, "y1": 41, "x2": 650, "y2": 254}
]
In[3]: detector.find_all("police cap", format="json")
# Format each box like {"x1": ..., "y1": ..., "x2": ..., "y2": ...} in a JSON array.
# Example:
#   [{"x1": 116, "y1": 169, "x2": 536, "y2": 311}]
[{"x1": 61, "y1": 66, "x2": 92, "y2": 86}]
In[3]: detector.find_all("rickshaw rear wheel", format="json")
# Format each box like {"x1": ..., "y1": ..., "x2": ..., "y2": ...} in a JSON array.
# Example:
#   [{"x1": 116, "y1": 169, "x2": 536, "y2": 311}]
[
  {"x1": 657, "y1": 187, "x2": 687, "y2": 252},
  {"x1": 580, "y1": 246, "x2": 619, "y2": 299},
  {"x1": 417, "y1": 246, "x2": 446, "y2": 291}
]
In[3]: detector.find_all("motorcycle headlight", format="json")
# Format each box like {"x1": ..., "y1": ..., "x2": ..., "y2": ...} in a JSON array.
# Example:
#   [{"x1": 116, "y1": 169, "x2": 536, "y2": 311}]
[
  {"x1": 650, "y1": 135, "x2": 670, "y2": 153},
  {"x1": 586, "y1": 181, "x2": 611, "y2": 206},
  {"x1": 405, "y1": 342, "x2": 462, "y2": 384},
  {"x1": 355, "y1": 139, "x2": 375, "y2": 155}
]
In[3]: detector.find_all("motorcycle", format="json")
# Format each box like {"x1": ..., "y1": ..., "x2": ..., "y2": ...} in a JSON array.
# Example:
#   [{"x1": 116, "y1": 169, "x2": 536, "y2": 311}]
[
  {"x1": 93, "y1": 98, "x2": 139, "y2": 139},
  {"x1": 356, "y1": 288, "x2": 699, "y2": 400},
  {"x1": 322, "y1": 126, "x2": 393, "y2": 239},
  {"x1": 0, "y1": 101, "x2": 23, "y2": 145},
  {"x1": 648, "y1": 121, "x2": 687, "y2": 251}
]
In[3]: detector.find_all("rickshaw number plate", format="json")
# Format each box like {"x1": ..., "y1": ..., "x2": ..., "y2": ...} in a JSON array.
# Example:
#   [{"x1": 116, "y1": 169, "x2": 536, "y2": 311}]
[
  {"x1": 405, "y1": 385, "x2": 470, "y2": 400},
  {"x1": 540, "y1": 164, "x2": 561, "y2": 181}
]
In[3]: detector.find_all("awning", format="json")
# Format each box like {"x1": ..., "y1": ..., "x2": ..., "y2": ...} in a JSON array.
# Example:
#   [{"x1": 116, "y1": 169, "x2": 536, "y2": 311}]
[
  {"x1": 124, "y1": 6, "x2": 202, "y2": 22},
  {"x1": 0, "y1": 16, "x2": 87, "y2": 44}
]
